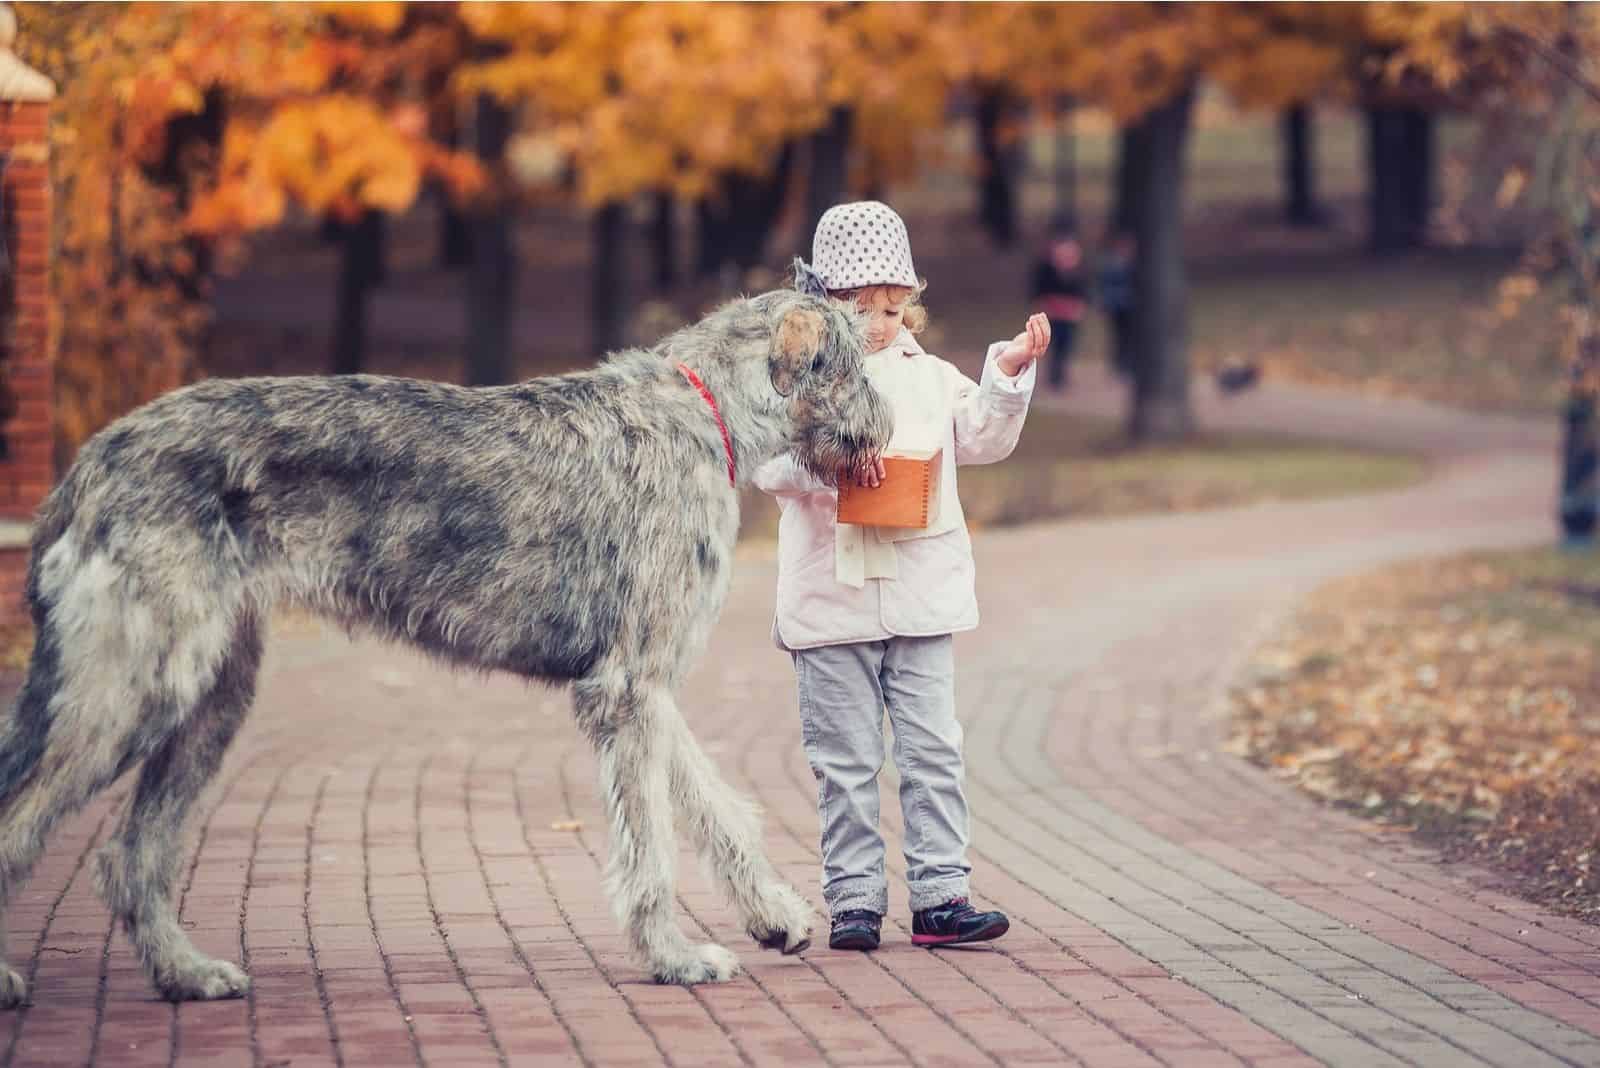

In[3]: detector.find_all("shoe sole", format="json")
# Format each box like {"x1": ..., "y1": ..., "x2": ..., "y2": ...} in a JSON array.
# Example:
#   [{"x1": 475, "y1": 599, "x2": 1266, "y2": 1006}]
[
  {"x1": 911, "y1": 915, "x2": 1010, "y2": 946},
  {"x1": 829, "y1": 932, "x2": 880, "y2": 951}
]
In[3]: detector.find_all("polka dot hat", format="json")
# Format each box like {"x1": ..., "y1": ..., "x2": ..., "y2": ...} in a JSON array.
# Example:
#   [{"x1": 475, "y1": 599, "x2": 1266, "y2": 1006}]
[{"x1": 806, "y1": 200, "x2": 919, "y2": 292}]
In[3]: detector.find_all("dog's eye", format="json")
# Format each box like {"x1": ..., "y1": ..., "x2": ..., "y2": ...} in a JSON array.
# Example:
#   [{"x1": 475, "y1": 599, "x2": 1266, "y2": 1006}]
[{"x1": 811, "y1": 355, "x2": 825, "y2": 374}]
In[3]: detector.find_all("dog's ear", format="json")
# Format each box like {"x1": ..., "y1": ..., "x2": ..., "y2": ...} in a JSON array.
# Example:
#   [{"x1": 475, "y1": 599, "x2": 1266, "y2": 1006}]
[{"x1": 771, "y1": 305, "x2": 825, "y2": 398}]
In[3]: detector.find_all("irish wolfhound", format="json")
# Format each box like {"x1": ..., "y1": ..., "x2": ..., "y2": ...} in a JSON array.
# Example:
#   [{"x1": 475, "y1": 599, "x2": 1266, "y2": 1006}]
[{"x1": 0, "y1": 289, "x2": 891, "y2": 1004}]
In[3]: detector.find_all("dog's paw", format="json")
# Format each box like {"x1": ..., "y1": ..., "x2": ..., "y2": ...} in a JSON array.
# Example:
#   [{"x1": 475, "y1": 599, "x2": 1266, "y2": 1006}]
[
  {"x1": 158, "y1": 957, "x2": 251, "y2": 1002},
  {"x1": 746, "y1": 882, "x2": 816, "y2": 955},
  {"x1": 652, "y1": 942, "x2": 741, "y2": 985},
  {"x1": 0, "y1": 965, "x2": 27, "y2": 1009}
]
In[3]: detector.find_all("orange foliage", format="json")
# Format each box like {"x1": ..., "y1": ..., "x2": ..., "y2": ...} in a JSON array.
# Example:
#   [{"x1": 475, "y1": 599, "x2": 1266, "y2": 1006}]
[
  {"x1": 458, "y1": 3, "x2": 836, "y2": 203},
  {"x1": 1373, "y1": 3, "x2": 1596, "y2": 386},
  {"x1": 15, "y1": 3, "x2": 208, "y2": 455},
  {"x1": 7, "y1": 0, "x2": 1581, "y2": 453},
  {"x1": 12, "y1": 2, "x2": 484, "y2": 452}
]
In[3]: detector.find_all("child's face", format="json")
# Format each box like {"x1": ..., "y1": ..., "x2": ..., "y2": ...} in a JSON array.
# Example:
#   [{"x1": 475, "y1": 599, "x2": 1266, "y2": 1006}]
[
  {"x1": 854, "y1": 287, "x2": 910, "y2": 353},
  {"x1": 1050, "y1": 239, "x2": 1082, "y2": 271}
]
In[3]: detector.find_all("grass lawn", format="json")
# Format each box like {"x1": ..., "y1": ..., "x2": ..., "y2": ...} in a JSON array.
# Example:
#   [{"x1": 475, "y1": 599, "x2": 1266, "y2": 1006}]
[
  {"x1": 1187, "y1": 249, "x2": 1565, "y2": 416},
  {"x1": 738, "y1": 407, "x2": 1424, "y2": 541},
  {"x1": 1228, "y1": 547, "x2": 1600, "y2": 922}
]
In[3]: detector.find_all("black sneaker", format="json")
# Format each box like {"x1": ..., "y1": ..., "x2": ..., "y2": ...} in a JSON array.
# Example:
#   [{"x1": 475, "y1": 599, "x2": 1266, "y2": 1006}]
[
  {"x1": 911, "y1": 898, "x2": 1009, "y2": 946},
  {"x1": 828, "y1": 909, "x2": 882, "y2": 951}
]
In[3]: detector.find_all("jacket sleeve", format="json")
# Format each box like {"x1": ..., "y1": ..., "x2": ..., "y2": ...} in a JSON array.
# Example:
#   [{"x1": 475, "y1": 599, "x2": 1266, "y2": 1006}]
[
  {"x1": 753, "y1": 453, "x2": 832, "y2": 498},
  {"x1": 947, "y1": 343, "x2": 1036, "y2": 466}
]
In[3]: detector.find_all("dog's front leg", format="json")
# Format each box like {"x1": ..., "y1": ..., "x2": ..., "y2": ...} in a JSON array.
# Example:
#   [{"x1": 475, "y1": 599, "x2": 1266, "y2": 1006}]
[
  {"x1": 576, "y1": 675, "x2": 740, "y2": 985},
  {"x1": 663, "y1": 702, "x2": 815, "y2": 955}
]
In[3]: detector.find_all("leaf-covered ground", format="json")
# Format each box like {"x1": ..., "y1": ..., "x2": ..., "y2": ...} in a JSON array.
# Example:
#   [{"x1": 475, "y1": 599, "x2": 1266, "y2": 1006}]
[{"x1": 1228, "y1": 548, "x2": 1600, "y2": 922}]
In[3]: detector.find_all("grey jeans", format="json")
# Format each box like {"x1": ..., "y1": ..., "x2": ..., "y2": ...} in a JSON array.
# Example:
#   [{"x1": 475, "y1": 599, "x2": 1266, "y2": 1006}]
[{"x1": 793, "y1": 635, "x2": 971, "y2": 915}]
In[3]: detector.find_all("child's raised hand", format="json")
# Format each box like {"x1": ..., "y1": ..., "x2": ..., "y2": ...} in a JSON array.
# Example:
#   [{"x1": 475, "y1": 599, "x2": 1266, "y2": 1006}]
[{"x1": 997, "y1": 313, "x2": 1051, "y2": 376}]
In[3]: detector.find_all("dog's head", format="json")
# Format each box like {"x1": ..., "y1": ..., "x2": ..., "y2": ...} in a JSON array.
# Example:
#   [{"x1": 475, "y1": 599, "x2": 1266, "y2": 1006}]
[
  {"x1": 762, "y1": 291, "x2": 893, "y2": 486},
  {"x1": 658, "y1": 290, "x2": 892, "y2": 487}
]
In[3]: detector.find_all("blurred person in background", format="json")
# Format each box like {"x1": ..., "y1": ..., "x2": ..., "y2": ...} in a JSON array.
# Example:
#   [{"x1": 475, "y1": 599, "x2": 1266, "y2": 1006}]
[
  {"x1": 1098, "y1": 231, "x2": 1137, "y2": 380},
  {"x1": 1029, "y1": 223, "x2": 1089, "y2": 391}
]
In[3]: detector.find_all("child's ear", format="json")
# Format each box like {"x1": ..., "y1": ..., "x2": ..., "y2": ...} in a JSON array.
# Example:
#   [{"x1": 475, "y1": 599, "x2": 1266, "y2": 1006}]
[{"x1": 771, "y1": 305, "x2": 825, "y2": 397}]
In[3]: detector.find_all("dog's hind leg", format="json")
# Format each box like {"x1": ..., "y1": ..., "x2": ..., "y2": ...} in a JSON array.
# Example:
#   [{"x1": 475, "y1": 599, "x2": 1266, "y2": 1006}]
[
  {"x1": 93, "y1": 610, "x2": 261, "y2": 1002},
  {"x1": 0, "y1": 530, "x2": 250, "y2": 1008},
  {"x1": 575, "y1": 669, "x2": 740, "y2": 985},
  {"x1": 662, "y1": 698, "x2": 815, "y2": 955},
  {"x1": 0, "y1": 609, "x2": 216, "y2": 1008},
  {"x1": 0, "y1": 622, "x2": 73, "y2": 1008}
]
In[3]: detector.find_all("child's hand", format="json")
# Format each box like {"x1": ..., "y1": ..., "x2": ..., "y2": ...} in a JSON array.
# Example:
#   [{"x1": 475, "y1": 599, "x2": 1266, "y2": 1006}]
[
  {"x1": 997, "y1": 313, "x2": 1050, "y2": 377},
  {"x1": 841, "y1": 456, "x2": 887, "y2": 488}
]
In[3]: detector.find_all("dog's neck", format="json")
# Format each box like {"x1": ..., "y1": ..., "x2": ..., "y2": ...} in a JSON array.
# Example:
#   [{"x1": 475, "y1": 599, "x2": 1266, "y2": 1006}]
[{"x1": 675, "y1": 358, "x2": 792, "y2": 491}]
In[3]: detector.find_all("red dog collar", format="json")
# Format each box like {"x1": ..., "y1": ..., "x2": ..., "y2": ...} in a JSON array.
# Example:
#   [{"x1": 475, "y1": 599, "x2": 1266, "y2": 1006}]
[{"x1": 676, "y1": 362, "x2": 735, "y2": 487}]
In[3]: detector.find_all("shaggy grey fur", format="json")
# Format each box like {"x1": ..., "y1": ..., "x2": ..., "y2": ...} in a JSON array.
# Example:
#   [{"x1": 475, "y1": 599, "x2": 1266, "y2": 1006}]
[{"x1": 0, "y1": 289, "x2": 891, "y2": 1003}]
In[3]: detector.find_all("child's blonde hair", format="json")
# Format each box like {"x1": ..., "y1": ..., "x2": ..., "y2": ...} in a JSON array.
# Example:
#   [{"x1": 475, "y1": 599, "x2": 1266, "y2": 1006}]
[{"x1": 829, "y1": 282, "x2": 929, "y2": 335}]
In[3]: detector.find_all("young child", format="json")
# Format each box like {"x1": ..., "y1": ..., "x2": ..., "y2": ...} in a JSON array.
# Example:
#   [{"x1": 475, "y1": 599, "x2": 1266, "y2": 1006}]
[
  {"x1": 1029, "y1": 224, "x2": 1088, "y2": 390},
  {"x1": 756, "y1": 201, "x2": 1047, "y2": 951}
]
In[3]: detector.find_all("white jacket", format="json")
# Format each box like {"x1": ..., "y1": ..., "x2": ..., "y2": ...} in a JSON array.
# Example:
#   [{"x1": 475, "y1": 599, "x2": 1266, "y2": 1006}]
[{"x1": 754, "y1": 329, "x2": 1035, "y2": 650}]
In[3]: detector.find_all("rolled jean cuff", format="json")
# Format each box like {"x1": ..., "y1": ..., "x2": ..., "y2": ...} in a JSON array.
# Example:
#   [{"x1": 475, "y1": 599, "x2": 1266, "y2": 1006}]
[
  {"x1": 908, "y1": 876, "x2": 970, "y2": 913},
  {"x1": 824, "y1": 882, "x2": 888, "y2": 917}
]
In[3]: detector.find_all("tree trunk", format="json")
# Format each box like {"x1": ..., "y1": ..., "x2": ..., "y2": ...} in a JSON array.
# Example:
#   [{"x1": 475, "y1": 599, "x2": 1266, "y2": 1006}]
[
  {"x1": 592, "y1": 200, "x2": 629, "y2": 355},
  {"x1": 722, "y1": 173, "x2": 767, "y2": 270},
  {"x1": 1561, "y1": 388, "x2": 1598, "y2": 541},
  {"x1": 1403, "y1": 109, "x2": 1433, "y2": 238},
  {"x1": 1126, "y1": 86, "x2": 1196, "y2": 443},
  {"x1": 696, "y1": 145, "x2": 796, "y2": 282},
  {"x1": 439, "y1": 197, "x2": 472, "y2": 269},
  {"x1": 976, "y1": 87, "x2": 1019, "y2": 247},
  {"x1": 1366, "y1": 106, "x2": 1434, "y2": 253},
  {"x1": 730, "y1": 143, "x2": 796, "y2": 270},
  {"x1": 695, "y1": 197, "x2": 723, "y2": 279},
  {"x1": 650, "y1": 190, "x2": 676, "y2": 291},
  {"x1": 1561, "y1": 335, "x2": 1600, "y2": 541},
  {"x1": 331, "y1": 210, "x2": 387, "y2": 376},
  {"x1": 1108, "y1": 124, "x2": 1145, "y2": 379},
  {"x1": 1053, "y1": 99, "x2": 1076, "y2": 228},
  {"x1": 1282, "y1": 104, "x2": 1320, "y2": 226},
  {"x1": 465, "y1": 94, "x2": 515, "y2": 386},
  {"x1": 143, "y1": 87, "x2": 225, "y2": 370},
  {"x1": 1112, "y1": 125, "x2": 1142, "y2": 236},
  {"x1": 806, "y1": 106, "x2": 853, "y2": 241},
  {"x1": 432, "y1": 112, "x2": 472, "y2": 269}
]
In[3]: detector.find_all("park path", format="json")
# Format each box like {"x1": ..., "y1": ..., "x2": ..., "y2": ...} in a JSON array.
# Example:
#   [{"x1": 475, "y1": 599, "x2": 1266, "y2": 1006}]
[{"x1": 4, "y1": 367, "x2": 1596, "y2": 1068}]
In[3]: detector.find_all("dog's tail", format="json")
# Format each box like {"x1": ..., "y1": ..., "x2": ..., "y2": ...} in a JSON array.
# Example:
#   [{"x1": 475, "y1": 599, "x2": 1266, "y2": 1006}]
[
  {"x1": 0, "y1": 478, "x2": 79, "y2": 811},
  {"x1": 0, "y1": 639, "x2": 55, "y2": 819}
]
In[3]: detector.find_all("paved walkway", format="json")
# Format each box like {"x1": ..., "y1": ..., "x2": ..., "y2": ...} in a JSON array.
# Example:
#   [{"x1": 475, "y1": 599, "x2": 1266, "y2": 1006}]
[{"x1": 4, "y1": 369, "x2": 1595, "y2": 1068}]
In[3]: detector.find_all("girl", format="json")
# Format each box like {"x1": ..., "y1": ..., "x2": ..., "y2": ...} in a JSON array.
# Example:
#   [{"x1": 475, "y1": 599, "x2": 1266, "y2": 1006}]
[
  {"x1": 755, "y1": 201, "x2": 1047, "y2": 950},
  {"x1": 1029, "y1": 224, "x2": 1088, "y2": 391}
]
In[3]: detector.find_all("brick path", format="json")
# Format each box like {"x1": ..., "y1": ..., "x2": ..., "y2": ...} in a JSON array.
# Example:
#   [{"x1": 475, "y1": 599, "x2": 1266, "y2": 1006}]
[{"x1": 5, "y1": 371, "x2": 1596, "y2": 1067}]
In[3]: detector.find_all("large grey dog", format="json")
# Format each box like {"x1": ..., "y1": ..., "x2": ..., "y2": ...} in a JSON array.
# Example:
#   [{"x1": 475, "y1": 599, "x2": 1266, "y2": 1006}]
[{"x1": 0, "y1": 289, "x2": 890, "y2": 1004}]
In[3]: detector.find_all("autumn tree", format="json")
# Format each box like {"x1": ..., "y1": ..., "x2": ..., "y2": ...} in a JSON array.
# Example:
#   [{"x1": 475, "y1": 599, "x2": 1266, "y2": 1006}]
[
  {"x1": 13, "y1": 2, "x2": 485, "y2": 453},
  {"x1": 457, "y1": 3, "x2": 858, "y2": 352},
  {"x1": 15, "y1": 2, "x2": 226, "y2": 456},
  {"x1": 955, "y1": 4, "x2": 1350, "y2": 439},
  {"x1": 185, "y1": 4, "x2": 481, "y2": 378},
  {"x1": 959, "y1": 3, "x2": 1507, "y2": 440},
  {"x1": 1373, "y1": 2, "x2": 1595, "y2": 534}
]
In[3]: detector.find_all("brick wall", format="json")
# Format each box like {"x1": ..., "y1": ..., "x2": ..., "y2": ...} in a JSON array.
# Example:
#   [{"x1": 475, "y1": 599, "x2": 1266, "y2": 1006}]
[{"x1": 0, "y1": 98, "x2": 52, "y2": 628}]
